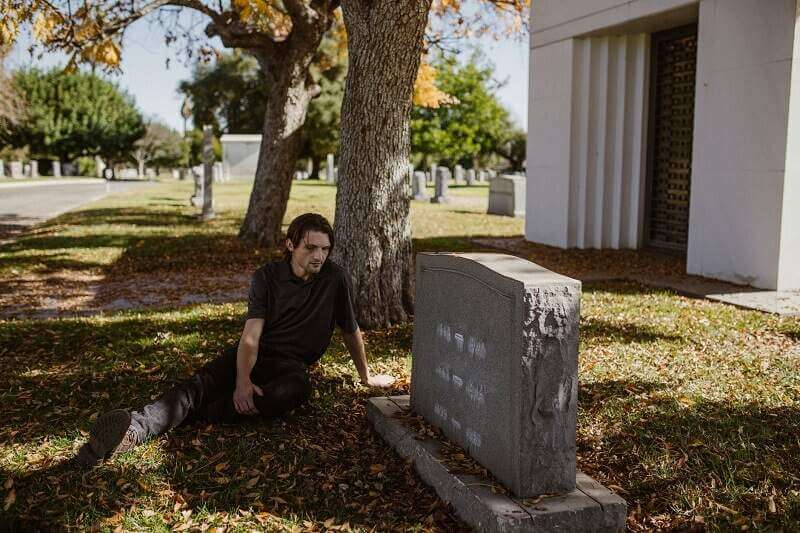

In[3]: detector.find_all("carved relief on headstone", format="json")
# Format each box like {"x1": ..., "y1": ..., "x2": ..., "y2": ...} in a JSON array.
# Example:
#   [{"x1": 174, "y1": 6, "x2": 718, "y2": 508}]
[{"x1": 411, "y1": 252, "x2": 580, "y2": 497}]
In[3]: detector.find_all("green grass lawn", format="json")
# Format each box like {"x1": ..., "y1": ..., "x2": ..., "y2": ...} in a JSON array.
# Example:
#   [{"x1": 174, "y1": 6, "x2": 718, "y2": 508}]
[{"x1": 0, "y1": 180, "x2": 798, "y2": 531}]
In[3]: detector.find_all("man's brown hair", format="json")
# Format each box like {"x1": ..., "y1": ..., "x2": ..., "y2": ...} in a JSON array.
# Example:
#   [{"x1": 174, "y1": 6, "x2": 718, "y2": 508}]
[{"x1": 284, "y1": 213, "x2": 335, "y2": 260}]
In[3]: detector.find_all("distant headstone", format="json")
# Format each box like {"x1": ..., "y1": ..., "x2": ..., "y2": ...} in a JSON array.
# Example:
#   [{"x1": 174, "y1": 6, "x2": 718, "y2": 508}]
[
  {"x1": 23, "y1": 163, "x2": 31, "y2": 177},
  {"x1": 412, "y1": 171, "x2": 429, "y2": 201},
  {"x1": 62, "y1": 162, "x2": 77, "y2": 176},
  {"x1": 478, "y1": 170, "x2": 488, "y2": 182},
  {"x1": 488, "y1": 174, "x2": 526, "y2": 217},
  {"x1": 201, "y1": 125, "x2": 215, "y2": 220},
  {"x1": 326, "y1": 153, "x2": 335, "y2": 183},
  {"x1": 466, "y1": 168, "x2": 476, "y2": 186},
  {"x1": 146, "y1": 168, "x2": 156, "y2": 179},
  {"x1": 411, "y1": 252, "x2": 580, "y2": 496},
  {"x1": 431, "y1": 167, "x2": 451, "y2": 204},
  {"x1": 488, "y1": 169, "x2": 497, "y2": 179},
  {"x1": 30, "y1": 160, "x2": 39, "y2": 178},
  {"x1": 213, "y1": 162, "x2": 224, "y2": 183},
  {"x1": 454, "y1": 164, "x2": 465, "y2": 184},
  {"x1": 429, "y1": 163, "x2": 437, "y2": 185},
  {"x1": 120, "y1": 168, "x2": 138, "y2": 179},
  {"x1": 52, "y1": 160, "x2": 61, "y2": 178},
  {"x1": 10, "y1": 161, "x2": 23, "y2": 179},
  {"x1": 95, "y1": 156, "x2": 105, "y2": 178},
  {"x1": 0, "y1": 160, "x2": 4, "y2": 177},
  {"x1": 171, "y1": 169, "x2": 180, "y2": 179}
]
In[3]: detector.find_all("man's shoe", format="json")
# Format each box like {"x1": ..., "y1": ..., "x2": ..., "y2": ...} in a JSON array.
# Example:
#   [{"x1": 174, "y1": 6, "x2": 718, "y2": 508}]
[{"x1": 75, "y1": 409, "x2": 139, "y2": 467}]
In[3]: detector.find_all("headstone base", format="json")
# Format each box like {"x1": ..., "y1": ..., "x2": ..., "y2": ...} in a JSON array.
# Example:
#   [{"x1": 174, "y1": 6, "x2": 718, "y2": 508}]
[{"x1": 367, "y1": 396, "x2": 626, "y2": 533}]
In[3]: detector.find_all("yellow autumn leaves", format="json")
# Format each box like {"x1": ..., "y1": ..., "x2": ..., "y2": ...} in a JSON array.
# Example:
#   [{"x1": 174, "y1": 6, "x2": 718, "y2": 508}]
[
  {"x1": 1, "y1": 1, "x2": 121, "y2": 68},
  {"x1": 232, "y1": 0, "x2": 293, "y2": 40},
  {"x1": 413, "y1": 61, "x2": 457, "y2": 109}
]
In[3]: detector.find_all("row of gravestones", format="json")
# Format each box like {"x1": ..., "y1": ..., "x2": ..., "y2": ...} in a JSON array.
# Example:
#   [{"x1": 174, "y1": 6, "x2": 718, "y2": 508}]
[
  {"x1": 0, "y1": 159, "x2": 73, "y2": 178},
  {"x1": 410, "y1": 166, "x2": 498, "y2": 204}
]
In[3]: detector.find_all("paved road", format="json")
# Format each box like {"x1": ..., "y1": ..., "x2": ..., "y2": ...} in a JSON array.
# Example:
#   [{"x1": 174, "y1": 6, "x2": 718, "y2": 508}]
[{"x1": 0, "y1": 179, "x2": 149, "y2": 242}]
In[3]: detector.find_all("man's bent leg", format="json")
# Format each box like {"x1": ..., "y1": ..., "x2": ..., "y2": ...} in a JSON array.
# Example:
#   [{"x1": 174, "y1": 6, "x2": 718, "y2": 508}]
[{"x1": 254, "y1": 372, "x2": 312, "y2": 417}]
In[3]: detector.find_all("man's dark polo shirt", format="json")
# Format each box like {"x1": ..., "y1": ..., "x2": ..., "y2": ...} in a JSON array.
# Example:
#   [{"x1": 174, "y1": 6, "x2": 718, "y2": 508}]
[{"x1": 246, "y1": 258, "x2": 359, "y2": 365}]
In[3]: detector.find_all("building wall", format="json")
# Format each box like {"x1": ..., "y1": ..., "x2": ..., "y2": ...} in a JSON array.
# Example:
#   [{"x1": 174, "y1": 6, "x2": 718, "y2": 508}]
[
  {"x1": 526, "y1": 0, "x2": 800, "y2": 290},
  {"x1": 687, "y1": 0, "x2": 797, "y2": 289},
  {"x1": 221, "y1": 136, "x2": 262, "y2": 180},
  {"x1": 780, "y1": 3, "x2": 800, "y2": 289}
]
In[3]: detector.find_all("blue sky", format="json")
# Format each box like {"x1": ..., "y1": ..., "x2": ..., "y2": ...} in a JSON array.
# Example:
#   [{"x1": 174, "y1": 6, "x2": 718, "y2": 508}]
[{"x1": 9, "y1": 15, "x2": 529, "y2": 132}]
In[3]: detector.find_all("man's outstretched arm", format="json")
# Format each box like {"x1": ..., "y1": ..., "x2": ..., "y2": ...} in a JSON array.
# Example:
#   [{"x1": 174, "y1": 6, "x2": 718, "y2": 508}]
[
  {"x1": 342, "y1": 328, "x2": 395, "y2": 388},
  {"x1": 233, "y1": 318, "x2": 265, "y2": 415}
]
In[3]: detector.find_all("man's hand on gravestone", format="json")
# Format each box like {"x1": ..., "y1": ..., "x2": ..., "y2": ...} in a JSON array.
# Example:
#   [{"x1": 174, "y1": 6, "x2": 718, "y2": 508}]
[
  {"x1": 233, "y1": 379, "x2": 264, "y2": 416},
  {"x1": 362, "y1": 373, "x2": 396, "y2": 388}
]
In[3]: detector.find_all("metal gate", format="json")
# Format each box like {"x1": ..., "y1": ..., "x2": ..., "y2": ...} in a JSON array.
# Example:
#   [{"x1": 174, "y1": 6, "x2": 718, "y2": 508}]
[{"x1": 646, "y1": 25, "x2": 697, "y2": 251}]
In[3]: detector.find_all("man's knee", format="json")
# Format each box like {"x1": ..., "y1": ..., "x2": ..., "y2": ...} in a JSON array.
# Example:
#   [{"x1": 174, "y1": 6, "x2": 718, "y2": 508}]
[{"x1": 254, "y1": 373, "x2": 311, "y2": 417}]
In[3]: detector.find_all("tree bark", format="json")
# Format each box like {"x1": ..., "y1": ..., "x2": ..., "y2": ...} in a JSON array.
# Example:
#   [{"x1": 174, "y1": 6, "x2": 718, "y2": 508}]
[
  {"x1": 333, "y1": 0, "x2": 432, "y2": 328},
  {"x1": 237, "y1": 13, "x2": 333, "y2": 247}
]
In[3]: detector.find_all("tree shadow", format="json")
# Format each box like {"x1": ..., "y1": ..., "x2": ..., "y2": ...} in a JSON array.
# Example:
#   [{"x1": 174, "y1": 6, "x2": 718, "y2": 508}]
[
  {"x1": 577, "y1": 378, "x2": 800, "y2": 530},
  {"x1": 582, "y1": 316, "x2": 683, "y2": 343}
]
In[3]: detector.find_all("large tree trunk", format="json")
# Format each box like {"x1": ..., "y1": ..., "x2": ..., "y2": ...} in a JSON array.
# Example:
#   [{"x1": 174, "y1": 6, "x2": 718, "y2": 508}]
[
  {"x1": 238, "y1": 48, "x2": 319, "y2": 247},
  {"x1": 333, "y1": 0, "x2": 432, "y2": 328}
]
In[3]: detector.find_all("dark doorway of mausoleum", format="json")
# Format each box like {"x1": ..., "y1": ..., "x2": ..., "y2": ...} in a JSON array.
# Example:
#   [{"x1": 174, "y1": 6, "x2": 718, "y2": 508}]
[{"x1": 645, "y1": 24, "x2": 698, "y2": 252}]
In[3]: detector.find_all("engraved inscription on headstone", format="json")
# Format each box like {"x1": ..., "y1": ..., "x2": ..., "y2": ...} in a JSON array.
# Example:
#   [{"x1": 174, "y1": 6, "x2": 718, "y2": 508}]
[{"x1": 411, "y1": 252, "x2": 580, "y2": 497}]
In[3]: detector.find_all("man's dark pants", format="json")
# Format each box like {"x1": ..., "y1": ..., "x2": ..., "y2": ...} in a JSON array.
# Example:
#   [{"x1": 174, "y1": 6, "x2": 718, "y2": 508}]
[{"x1": 129, "y1": 344, "x2": 311, "y2": 441}]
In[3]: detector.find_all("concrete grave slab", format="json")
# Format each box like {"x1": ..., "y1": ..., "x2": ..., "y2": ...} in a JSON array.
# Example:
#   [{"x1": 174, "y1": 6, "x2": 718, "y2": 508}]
[
  {"x1": 411, "y1": 252, "x2": 580, "y2": 497},
  {"x1": 367, "y1": 396, "x2": 626, "y2": 532}
]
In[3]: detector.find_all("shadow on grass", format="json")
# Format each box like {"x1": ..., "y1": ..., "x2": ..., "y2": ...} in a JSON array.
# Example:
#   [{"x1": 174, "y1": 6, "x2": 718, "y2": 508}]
[{"x1": 578, "y1": 379, "x2": 800, "y2": 530}]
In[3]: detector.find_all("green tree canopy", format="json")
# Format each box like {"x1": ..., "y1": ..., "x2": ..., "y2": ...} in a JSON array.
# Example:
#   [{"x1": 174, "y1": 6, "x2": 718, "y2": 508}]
[
  {"x1": 131, "y1": 121, "x2": 188, "y2": 175},
  {"x1": 410, "y1": 54, "x2": 517, "y2": 168},
  {"x1": 10, "y1": 68, "x2": 145, "y2": 162},
  {"x1": 179, "y1": 43, "x2": 345, "y2": 173}
]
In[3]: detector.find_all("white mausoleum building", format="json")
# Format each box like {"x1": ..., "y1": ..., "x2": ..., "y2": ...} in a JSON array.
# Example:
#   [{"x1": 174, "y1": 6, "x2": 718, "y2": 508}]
[
  {"x1": 526, "y1": 0, "x2": 800, "y2": 290},
  {"x1": 220, "y1": 134, "x2": 262, "y2": 180}
]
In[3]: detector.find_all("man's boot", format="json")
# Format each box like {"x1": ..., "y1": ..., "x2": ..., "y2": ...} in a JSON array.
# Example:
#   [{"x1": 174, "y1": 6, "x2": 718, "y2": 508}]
[{"x1": 75, "y1": 409, "x2": 140, "y2": 467}]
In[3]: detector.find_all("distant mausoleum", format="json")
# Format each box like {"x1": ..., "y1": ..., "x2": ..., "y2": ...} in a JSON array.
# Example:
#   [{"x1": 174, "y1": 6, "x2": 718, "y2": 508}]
[
  {"x1": 220, "y1": 134, "x2": 261, "y2": 181},
  {"x1": 526, "y1": 0, "x2": 800, "y2": 290}
]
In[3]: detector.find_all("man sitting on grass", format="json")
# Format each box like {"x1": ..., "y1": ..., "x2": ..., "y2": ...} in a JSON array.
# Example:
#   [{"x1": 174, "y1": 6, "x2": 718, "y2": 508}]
[{"x1": 77, "y1": 212, "x2": 395, "y2": 466}]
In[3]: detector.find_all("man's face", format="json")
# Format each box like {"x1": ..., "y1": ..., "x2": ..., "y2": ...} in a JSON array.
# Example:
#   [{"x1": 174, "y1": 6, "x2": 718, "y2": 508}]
[{"x1": 287, "y1": 230, "x2": 331, "y2": 276}]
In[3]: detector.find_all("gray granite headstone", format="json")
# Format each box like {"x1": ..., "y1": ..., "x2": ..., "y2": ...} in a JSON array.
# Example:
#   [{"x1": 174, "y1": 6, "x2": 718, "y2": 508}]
[
  {"x1": 52, "y1": 160, "x2": 61, "y2": 178},
  {"x1": 412, "y1": 171, "x2": 429, "y2": 201},
  {"x1": 201, "y1": 125, "x2": 215, "y2": 220},
  {"x1": 431, "y1": 167, "x2": 451, "y2": 204},
  {"x1": 466, "y1": 168, "x2": 476, "y2": 186},
  {"x1": 454, "y1": 164, "x2": 465, "y2": 184},
  {"x1": 411, "y1": 252, "x2": 580, "y2": 497},
  {"x1": 326, "y1": 153, "x2": 335, "y2": 183},
  {"x1": 488, "y1": 174, "x2": 526, "y2": 217}
]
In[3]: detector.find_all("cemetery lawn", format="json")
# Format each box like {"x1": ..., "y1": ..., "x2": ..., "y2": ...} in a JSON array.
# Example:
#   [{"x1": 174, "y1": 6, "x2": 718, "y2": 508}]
[{"x1": 1, "y1": 180, "x2": 798, "y2": 531}]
